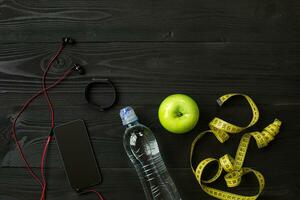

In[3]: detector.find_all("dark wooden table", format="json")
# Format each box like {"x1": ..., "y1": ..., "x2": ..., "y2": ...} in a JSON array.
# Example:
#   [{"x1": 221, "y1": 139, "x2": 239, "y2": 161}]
[{"x1": 0, "y1": 0, "x2": 299, "y2": 199}]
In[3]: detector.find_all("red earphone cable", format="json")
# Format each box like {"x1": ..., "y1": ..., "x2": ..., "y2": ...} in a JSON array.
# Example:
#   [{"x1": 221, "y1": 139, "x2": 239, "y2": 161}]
[
  {"x1": 88, "y1": 189, "x2": 105, "y2": 200},
  {"x1": 42, "y1": 44, "x2": 65, "y2": 128},
  {"x1": 12, "y1": 41, "x2": 105, "y2": 200},
  {"x1": 11, "y1": 68, "x2": 73, "y2": 189},
  {"x1": 40, "y1": 135, "x2": 52, "y2": 200}
]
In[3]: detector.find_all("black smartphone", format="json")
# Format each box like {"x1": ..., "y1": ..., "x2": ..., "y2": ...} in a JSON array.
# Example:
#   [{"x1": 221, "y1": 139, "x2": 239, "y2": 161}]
[{"x1": 54, "y1": 119, "x2": 101, "y2": 191}]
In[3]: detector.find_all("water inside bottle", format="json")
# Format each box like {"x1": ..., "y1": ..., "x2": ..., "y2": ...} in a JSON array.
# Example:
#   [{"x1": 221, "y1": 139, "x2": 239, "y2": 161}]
[{"x1": 123, "y1": 122, "x2": 182, "y2": 200}]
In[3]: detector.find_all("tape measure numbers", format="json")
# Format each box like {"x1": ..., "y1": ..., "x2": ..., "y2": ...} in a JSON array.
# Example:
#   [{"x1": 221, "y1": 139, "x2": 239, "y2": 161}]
[{"x1": 190, "y1": 93, "x2": 282, "y2": 200}]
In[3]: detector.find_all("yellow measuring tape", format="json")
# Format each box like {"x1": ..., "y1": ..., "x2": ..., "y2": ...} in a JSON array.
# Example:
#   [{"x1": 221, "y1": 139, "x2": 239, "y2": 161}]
[{"x1": 190, "y1": 93, "x2": 282, "y2": 200}]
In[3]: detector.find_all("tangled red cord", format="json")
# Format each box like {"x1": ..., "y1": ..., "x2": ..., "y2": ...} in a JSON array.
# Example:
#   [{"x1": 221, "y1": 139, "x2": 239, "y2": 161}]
[{"x1": 10, "y1": 41, "x2": 105, "y2": 200}]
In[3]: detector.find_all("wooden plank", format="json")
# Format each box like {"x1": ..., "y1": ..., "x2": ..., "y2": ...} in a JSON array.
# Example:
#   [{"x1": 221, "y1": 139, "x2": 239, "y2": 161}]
[
  {"x1": 0, "y1": 168, "x2": 298, "y2": 200},
  {"x1": 0, "y1": 0, "x2": 299, "y2": 42}
]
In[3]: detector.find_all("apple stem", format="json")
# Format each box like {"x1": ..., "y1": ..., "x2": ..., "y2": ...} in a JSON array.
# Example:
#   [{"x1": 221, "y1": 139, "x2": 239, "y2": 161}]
[{"x1": 177, "y1": 112, "x2": 183, "y2": 117}]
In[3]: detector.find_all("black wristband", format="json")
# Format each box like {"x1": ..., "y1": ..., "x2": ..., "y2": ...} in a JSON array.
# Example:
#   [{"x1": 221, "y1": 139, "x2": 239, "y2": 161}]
[{"x1": 84, "y1": 79, "x2": 117, "y2": 111}]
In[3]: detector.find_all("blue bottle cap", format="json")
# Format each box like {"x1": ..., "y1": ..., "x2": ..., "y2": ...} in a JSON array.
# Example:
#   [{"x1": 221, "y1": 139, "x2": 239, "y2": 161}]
[{"x1": 120, "y1": 106, "x2": 138, "y2": 125}]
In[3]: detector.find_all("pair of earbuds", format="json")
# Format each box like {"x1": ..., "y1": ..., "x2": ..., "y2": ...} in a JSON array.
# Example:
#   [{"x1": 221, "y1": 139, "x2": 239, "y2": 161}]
[
  {"x1": 61, "y1": 37, "x2": 117, "y2": 111},
  {"x1": 61, "y1": 37, "x2": 85, "y2": 75}
]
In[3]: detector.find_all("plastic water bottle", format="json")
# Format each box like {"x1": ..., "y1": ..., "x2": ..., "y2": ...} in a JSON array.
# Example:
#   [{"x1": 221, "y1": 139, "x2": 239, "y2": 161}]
[{"x1": 120, "y1": 106, "x2": 182, "y2": 200}]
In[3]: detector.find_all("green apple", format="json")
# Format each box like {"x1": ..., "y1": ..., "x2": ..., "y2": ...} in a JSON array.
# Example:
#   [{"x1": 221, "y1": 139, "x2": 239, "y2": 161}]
[{"x1": 158, "y1": 94, "x2": 199, "y2": 134}]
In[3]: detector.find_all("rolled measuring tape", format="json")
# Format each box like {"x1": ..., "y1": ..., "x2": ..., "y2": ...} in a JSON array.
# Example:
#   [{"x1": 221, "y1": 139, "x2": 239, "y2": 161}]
[{"x1": 190, "y1": 93, "x2": 282, "y2": 200}]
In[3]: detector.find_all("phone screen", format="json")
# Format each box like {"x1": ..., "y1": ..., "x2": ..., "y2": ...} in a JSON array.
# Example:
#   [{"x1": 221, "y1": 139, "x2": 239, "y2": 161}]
[{"x1": 54, "y1": 119, "x2": 101, "y2": 191}]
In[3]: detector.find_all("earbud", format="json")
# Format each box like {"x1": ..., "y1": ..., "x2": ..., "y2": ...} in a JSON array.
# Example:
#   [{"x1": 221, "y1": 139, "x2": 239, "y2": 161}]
[
  {"x1": 62, "y1": 37, "x2": 76, "y2": 46},
  {"x1": 73, "y1": 64, "x2": 85, "y2": 75}
]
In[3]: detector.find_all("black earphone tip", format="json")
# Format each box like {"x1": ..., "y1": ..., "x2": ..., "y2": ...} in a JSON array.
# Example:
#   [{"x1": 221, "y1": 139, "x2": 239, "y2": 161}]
[
  {"x1": 73, "y1": 64, "x2": 85, "y2": 75},
  {"x1": 62, "y1": 37, "x2": 76, "y2": 45}
]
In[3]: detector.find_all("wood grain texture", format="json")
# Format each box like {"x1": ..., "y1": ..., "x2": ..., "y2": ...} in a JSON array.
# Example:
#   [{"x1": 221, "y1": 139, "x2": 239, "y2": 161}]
[
  {"x1": 0, "y1": 0, "x2": 300, "y2": 42},
  {"x1": 1, "y1": 0, "x2": 300, "y2": 199},
  {"x1": 0, "y1": 167, "x2": 298, "y2": 200},
  {"x1": 0, "y1": 42, "x2": 299, "y2": 199}
]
